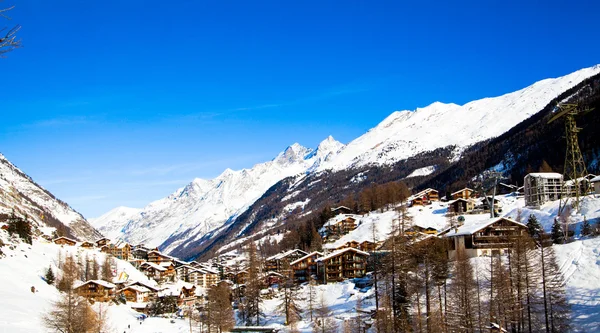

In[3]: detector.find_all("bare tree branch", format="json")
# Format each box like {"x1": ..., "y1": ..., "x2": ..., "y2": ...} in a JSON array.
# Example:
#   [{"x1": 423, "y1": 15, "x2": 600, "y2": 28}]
[{"x1": 0, "y1": 4, "x2": 21, "y2": 56}]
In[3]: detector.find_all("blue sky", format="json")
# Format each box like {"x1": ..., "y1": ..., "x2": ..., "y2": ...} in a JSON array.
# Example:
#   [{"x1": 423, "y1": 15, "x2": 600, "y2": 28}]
[{"x1": 1, "y1": 0, "x2": 599, "y2": 218}]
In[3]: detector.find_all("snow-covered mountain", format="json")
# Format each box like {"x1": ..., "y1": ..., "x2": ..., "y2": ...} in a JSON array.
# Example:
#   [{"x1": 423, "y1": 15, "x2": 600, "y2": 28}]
[
  {"x1": 0, "y1": 153, "x2": 101, "y2": 240},
  {"x1": 318, "y1": 64, "x2": 600, "y2": 171},
  {"x1": 92, "y1": 137, "x2": 345, "y2": 251},
  {"x1": 94, "y1": 64, "x2": 600, "y2": 255}
]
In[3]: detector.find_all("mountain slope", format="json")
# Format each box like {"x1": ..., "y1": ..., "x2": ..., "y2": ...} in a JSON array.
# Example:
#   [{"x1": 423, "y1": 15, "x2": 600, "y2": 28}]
[
  {"x1": 92, "y1": 137, "x2": 345, "y2": 250},
  {"x1": 320, "y1": 64, "x2": 600, "y2": 171},
  {"x1": 0, "y1": 153, "x2": 101, "y2": 240},
  {"x1": 97, "y1": 64, "x2": 600, "y2": 257}
]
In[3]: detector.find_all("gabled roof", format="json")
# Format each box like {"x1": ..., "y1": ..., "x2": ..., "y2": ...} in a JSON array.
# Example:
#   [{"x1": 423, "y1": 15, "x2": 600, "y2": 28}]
[
  {"x1": 290, "y1": 251, "x2": 323, "y2": 266},
  {"x1": 148, "y1": 250, "x2": 176, "y2": 260},
  {"x1": 592, "y1": 175, "x2": 600, "y2": 183},
  {"x1": 265, "y1": 271, "x2": 285, "y2": 277},
  {"x1": 126, "y1": 281, "x2": 160, "y2": 292},
  {"x1": 119, "y1": 285, "x2": 150, "y2": 293},
  {"x1": 77, "y1": 280, "x2": 116, "y2": 289},
  {"x1": 53, "y1": 236, "x2": 77, "y2": 243},
  {"x1": 451, "y1": 188, "x2": 474, "y2": 196},
  {"x1": 317, "y1": 247, "x2": 369, "y2": 262},
  {"x1": 322, "y1": 214, "x2": 361, "y2": 228},
  {"x1": 447, "y1": 198, "x2": 475, "y2": 204},
  {"x1": 410, "y1": 188, "x2": 439, "y2": 200},
  {"x1": 141, "y1": 262, "x2": 167, "y2": 271},
  {"x1": 443, "y1": 217, "x2": 525, "y2": 237},
  {"x1": 266, "y1": 249, "x2": 308, "y2": 261},
  {"x1": 331, "y1": 206, "x2": 352, "y2": 212}
]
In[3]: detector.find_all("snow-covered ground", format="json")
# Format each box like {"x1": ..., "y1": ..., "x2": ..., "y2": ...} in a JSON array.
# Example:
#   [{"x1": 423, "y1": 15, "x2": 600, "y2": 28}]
[{"x1": 2, "y1": 195, "x2": 600, "y2": 332}]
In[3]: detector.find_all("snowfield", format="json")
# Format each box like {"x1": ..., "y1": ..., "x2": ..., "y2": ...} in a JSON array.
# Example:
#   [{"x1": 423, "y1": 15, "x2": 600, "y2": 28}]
[{"x1": 2, "y1": 195, "x2": 600, "y2": 332}]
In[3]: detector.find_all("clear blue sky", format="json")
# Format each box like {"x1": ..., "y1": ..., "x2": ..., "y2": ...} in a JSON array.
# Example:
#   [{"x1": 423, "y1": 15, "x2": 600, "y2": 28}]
[{"x1": 1, "y1": 0, "x2": 599, "y2": 218}]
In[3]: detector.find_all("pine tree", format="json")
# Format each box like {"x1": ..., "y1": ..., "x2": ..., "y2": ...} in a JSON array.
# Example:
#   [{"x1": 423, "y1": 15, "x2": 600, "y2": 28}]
[
  {"x1": 45, "y1": 266, "x2": 55, "y2": 285},
  {"x1": 551, "y1": 219, "x2": 563, "y2": 244},
  {"x1": 527, "y1": 214, "x2": 543, "y2": 239},
  {"x1": 581, "y1": 217, "x2": 592, "y2": 237},
  {"x1": 90, "y1": 257, "x2": 99, "y2": 280}
]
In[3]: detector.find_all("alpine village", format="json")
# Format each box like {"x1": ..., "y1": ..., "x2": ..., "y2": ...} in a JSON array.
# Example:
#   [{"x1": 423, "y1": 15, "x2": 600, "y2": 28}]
[{"x1": 3, "y1": 3, "x2": 600, "y2": 333}]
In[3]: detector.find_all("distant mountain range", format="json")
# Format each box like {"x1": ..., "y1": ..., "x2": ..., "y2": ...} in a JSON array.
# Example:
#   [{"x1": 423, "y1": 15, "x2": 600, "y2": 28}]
[
  {"x1": 0, "y1": 153, "x2": 101, "y2": 241},
  {"x1": 91, "y1": 64, "x2": 600, "y2": 259}
]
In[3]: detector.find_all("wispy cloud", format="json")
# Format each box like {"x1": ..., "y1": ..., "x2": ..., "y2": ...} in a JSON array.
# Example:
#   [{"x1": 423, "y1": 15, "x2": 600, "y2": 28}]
[{"x1": 24, "y1": 116, "x2": 95, "y2": 128}]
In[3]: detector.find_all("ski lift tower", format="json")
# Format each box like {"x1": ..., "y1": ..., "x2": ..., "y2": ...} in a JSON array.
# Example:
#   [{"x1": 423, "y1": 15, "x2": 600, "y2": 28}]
[{"x1": 547, "y1": 103, "x2": 594, "y2": 213}]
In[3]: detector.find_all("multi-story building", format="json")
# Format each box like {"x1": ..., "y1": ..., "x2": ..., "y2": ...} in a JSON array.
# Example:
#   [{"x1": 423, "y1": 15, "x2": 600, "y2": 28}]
[
  {"x1": 265, "y1": 249, "x2": 308, "y2": 273},
  {"x1": 524, "y1": 173, "x2": 563, "y2": 207},
  {"x1": 317, "y1": 248, "x2": 369, "y2": 283},
  {"x1": 290, "y1": 251, "x2": 322, "y2": 283}
]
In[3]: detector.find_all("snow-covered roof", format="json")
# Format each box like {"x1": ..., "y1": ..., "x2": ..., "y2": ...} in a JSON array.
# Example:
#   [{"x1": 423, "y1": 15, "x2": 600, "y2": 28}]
[
  {"x1": 317, "y1": 247, "x2": 369, "y2": 262},
  {"x1": 126, "y1": 281, "x2": 160, "y2": 292},
  {"x1": 266, "y1": 249, "x2": 308, "y2": 261},
  {"x1": 119, "y1": 285, "x2": 150, "y2": 293},
  {"x1": 265, "y1": 271, "x2": 284, "y2": 277},
  {"x1": 443, "y1": 217, "x2": 525, "y2": 237},
  {"x1": 141, "y1": 262, "x2": 167, "y2": 271},
  {"x1": 290, "y1": 251, "x2": 324, "y2": 265},
  {"x1": 447, "y1": 198, "x2": 476, "y2": 204},
  {"x1": 322, "y1": 214, "x2": 361, "y2": 228},
  {"x1": 526, "y1": 172, "x2": 563, "y2": 179},
  {"x1": 53, "y1": 236, "x2": 77, "y2": 243},
  {"x1": 331, "y1": 206, "x2": 352, "y2": 212},
  {"x1": 77, "y1": 280, "x2": 116, "y2": 289},
  {"x1": 592, "y1": 176, "x2": 600, "y2": 183},
  {"x1": 451, "y1": 188, "x2": 474, "y2": 196}
]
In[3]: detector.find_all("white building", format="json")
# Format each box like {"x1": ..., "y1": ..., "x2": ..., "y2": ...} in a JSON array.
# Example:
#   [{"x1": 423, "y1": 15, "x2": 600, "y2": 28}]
[{"x1": 524, "y1": 172, "x2": 564, "y2": 207}]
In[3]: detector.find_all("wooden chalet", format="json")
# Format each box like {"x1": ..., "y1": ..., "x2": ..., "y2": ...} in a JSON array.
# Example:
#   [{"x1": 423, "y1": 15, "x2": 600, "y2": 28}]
[
  {"x1": 79, "y1": 241, "x2": 95, "y2": 249},
  {"x1": 477, "y1": 197, "x2": 503, "y2": 215},
  {"x1": 264, "y1": 271, "x2": 285, "y2": 287},
  {"x1": 331, "y1": 206, "x2": 353, "y2": 215},
  {"x1": 141, "y1": 262, "x2": 175, "y2": 283},
  {"x1": 335, "y1": 240, "x2": 360, "y2": 250},
  {"x1": 96, "y1": 238, "x2": 111, "y2": 247},
  {"x1": 290, "y1": 251, "x2": 322, "y2": 283},
  {"x1": 317, "y1": 248, "x2": 369, "y2": 283},
  {"x1": 147, "y1": 250, "x2": 175, "y2": 264},
  {"x1": 321, "y1": 214, "x2": 360, "y2": 240},
  {"x1": 441, "y1": 217, "x2": 527, "y2": 260},
  {"x1": 75, "y1": 280, "x2": 116, "y2": 302},
  {"x1": 119, "y1": 285, "x2": 151, "y2": 303},
  {"x1": 265, "y1": 249, "x2": 308, "y2": 273},
  {"x1": 53, "y1": 237, "x2": 77, "y2": 246},
  {"x1": 409, "y1": 188, "x2": 440, "y2": 206},
  {"x1": 451, "y1": 188, "x2": 474, "y2": 200},
  {"x1": 447, "y1": 198, "x2": 476, "y2": 214},
  {"x1": 405, "y1": 225, "x2": 438, "y2": 236}
]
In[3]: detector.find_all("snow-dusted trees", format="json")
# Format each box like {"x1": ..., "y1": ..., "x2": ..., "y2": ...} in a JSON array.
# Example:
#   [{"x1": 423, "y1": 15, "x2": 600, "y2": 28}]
[{"x1": 42, "y1": 289, "x2": 100, "y2": 333}]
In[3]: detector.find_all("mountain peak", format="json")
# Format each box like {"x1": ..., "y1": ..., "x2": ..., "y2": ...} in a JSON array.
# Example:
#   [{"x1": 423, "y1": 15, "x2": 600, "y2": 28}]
[{"x1": 316, "y1": 135, "x2": 344, "y2": 155}]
